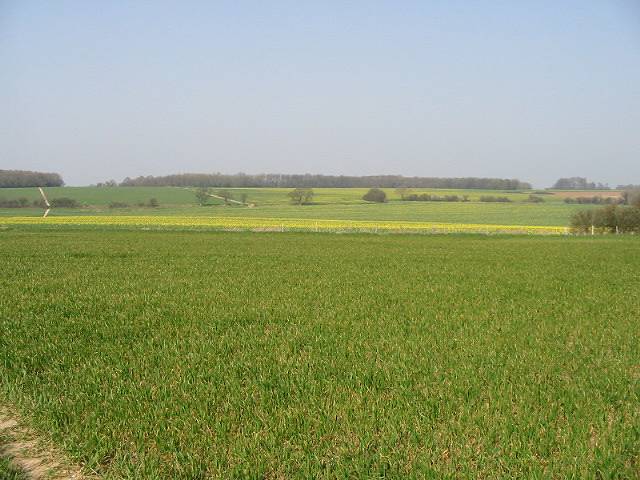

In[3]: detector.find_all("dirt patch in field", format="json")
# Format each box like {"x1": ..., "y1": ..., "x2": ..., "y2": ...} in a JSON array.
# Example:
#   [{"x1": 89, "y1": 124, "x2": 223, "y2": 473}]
[
  {"x1": 0, "y1": 407, "x2": 90, "y2": 479},
  {"x1": 551, "y1": 190, "x2": 622, "y2": 199}
]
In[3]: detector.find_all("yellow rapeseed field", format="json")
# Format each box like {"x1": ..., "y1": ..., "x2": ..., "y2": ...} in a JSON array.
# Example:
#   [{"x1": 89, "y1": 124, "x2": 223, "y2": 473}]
[{"x1": 0, "y1": 215, "x2": 569, "y2": 234}]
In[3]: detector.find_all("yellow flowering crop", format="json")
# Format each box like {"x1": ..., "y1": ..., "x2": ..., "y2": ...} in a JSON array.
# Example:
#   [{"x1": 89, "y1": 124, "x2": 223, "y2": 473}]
[{"x1": 0, "y1": 215, "x2": 569, "y2": 235}]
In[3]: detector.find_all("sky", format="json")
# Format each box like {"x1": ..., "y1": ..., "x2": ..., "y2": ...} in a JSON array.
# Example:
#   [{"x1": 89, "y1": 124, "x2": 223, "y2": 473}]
[{"x1": 1, "y1": 1, "x2": 639, "y2": 187}]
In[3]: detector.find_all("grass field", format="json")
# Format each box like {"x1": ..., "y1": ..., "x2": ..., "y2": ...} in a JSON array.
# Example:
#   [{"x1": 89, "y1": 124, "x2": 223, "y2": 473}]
[
  {"x1": 0, "y1": 186, "x2": 593, "y2": 227},
  {"x1": 1, "y1": 228, "x2": 639, "y2": 478}
]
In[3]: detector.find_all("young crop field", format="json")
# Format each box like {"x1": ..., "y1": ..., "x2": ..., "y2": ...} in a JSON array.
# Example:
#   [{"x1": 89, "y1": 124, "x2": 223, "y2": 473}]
[{"x1": 1, "y1": 228, "x2": 639, "y2": 478}]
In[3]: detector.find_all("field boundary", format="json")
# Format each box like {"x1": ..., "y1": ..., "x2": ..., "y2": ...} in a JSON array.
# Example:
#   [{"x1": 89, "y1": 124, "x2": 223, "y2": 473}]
[
  {"x1": 0, "y1": 406, "x2": 89, "y2": 479},
  {"x1": 0, "y1": 215, "x2": 571, "y2": 235}
]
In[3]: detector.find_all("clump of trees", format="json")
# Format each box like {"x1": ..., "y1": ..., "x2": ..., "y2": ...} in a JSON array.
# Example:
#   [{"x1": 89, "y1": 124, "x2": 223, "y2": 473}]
[
  {"x1": 120, "y1": 173, "x2": 531, "y2": 190},
  {"x1": 552, "y1": 177, "x2": 608, "y2": 189},
  {"x1": 570, "y1": 190, "x2": 640, "y2": 233},
  {"x1": 362, "y1": 188, "x2": 387, "y2": 203},
  {"x1": 479, "y1": 196, "x2": 512, "y2": 203},
  {"x1": 571, "y1": 205, "x2": 640, "y2": 233},
  {"x1": 288, "y1": 188, "x2": 314, "y2": 205},
  {"x1": 0, "y1": 170, "x2": 64, "y2": 188}
]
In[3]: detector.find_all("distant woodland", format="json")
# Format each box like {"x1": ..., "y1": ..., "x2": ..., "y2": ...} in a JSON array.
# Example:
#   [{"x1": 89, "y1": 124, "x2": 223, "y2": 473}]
[
  {"x1": 120, "y1": 173, "x2": 531, "y2": 190},
  {"x1": 0, "y1": 169, "x2": 64, "y2": 188}
]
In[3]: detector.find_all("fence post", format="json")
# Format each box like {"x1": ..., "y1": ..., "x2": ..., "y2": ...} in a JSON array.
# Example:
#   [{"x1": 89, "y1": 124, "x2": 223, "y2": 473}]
[{"x1": 591, "y1": 225, "x2": 594, "y2": 236}]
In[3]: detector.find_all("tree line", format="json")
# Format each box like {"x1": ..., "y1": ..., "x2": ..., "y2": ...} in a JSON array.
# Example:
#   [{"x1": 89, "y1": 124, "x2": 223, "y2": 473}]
[
  {"x1": 120, "y1": 173, "x2": 531, "y2": 190},
  {"x1": 0, "y1": 170, "x2": 64, "y2": 188}
]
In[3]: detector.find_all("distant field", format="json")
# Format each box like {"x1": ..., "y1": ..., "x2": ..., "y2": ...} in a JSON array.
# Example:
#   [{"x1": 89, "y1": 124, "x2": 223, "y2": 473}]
[
  {"x1": 1, "y1": 229, "x2": 638, "y2": 478},
  {"x1": 0, "y1": 186, "x2": 546, "y2": 206},
  {"x1": 0, "y1": 186, "x2": 593, "y2": 227}
]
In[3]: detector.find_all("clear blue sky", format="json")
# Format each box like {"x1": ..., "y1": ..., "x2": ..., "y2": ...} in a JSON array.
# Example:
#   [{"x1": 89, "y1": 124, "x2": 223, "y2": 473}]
[{"x1": 1, "y1": 1, "x2": 639, "y2": 187}]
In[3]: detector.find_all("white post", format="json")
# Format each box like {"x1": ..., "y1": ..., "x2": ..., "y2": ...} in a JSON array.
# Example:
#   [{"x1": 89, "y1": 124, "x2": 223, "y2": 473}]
[{"x1": 591, "y1": 225, "x2": 595, "y2": 236}]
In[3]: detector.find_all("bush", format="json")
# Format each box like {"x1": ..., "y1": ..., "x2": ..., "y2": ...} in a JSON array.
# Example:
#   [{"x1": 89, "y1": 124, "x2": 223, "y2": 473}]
[
  {"x1": 50, "y1": 197, "x2": 79, "y2": 208},
  {"x1": 526, "y1": 195, "x2": 545, "y2": 203},
  {"x1": 570, "y1": 210, "x2": 595, "y2": 233},
  {"x1": 148, "y1": 198, "x2": 159, "y2": 208},
  {"x1": 362, "y1": 188, "x2": 387, "y2": 203},
  {"x1": 617, "y1": 207, "x2": 640, "y2": 233},
  {"x1": 109, "y1": 201, "x2": 129, "y2": 209},
  {"x1": 479, "y1": 196, "x2": 511, "y2": 203}
]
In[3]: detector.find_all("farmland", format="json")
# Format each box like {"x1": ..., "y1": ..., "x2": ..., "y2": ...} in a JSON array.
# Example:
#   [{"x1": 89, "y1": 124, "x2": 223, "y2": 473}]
[
  {"x1": 0, "y1": 186, "x2": 595, "y2": 227},
  {"x1": 1, "y1": 228, "x2": 639, "y2": 478}
]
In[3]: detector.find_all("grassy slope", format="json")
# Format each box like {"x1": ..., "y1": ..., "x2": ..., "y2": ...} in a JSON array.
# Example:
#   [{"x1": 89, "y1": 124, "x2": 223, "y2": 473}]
[
  {"x1": 1, "y1": 229, "x2": 638, "y2": 478},
  {"x1": 0, "y1": 187, "x2": 588, "y2": 226}
]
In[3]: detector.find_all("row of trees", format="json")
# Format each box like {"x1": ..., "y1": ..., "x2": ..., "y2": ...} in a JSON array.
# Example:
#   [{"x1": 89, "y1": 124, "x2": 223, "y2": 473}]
[
  {"x1": 121, "y1": 173, "x2": 531, "y2": 190},
  {"x1": 0, "y1": 170, "x2": 64, "y2": 188}
]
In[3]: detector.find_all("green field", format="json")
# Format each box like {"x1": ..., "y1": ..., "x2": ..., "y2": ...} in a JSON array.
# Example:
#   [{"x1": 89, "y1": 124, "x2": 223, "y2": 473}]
[
  {"x1": 0, "y1": 186, "x2": 592, "y2": 227},
  {"x1": 1, "y1": 228, "x2": 639, "y2": 478}
]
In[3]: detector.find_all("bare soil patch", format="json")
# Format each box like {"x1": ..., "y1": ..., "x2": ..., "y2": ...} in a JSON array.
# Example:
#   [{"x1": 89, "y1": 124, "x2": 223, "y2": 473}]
[{"x1": 0, "y1": 407, "x2": 90, "y2": 479}]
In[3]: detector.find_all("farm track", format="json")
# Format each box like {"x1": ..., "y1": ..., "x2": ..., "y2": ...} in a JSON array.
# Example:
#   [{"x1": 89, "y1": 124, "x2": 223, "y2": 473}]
[{"x1": 0, "y1": 407, "x2": 89, "y2": 480}]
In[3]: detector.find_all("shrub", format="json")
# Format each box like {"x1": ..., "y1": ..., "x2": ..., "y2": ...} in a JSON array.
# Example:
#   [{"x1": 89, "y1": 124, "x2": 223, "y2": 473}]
[
  {"x1": 526, "y1": 195, "x2": 545, "y2": 203},
  {"x1": 362, "y1": 188, "x2": 387, "y2": 203},
  {"x1": 148, "y1": 198, "x2": 159, "y2": 208},
  {"x1": 50, "y1": 197, "x2": 79, "y2": 208},
  {"x1": 109, "y1": 201, "x2": 129, "y2": 209},
  {"x1": 617, "y1": 207, "x2": 640, "y2": 233},
  {"x1": 570, "y1": 210, "x2": 594, "y2": 233}
]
